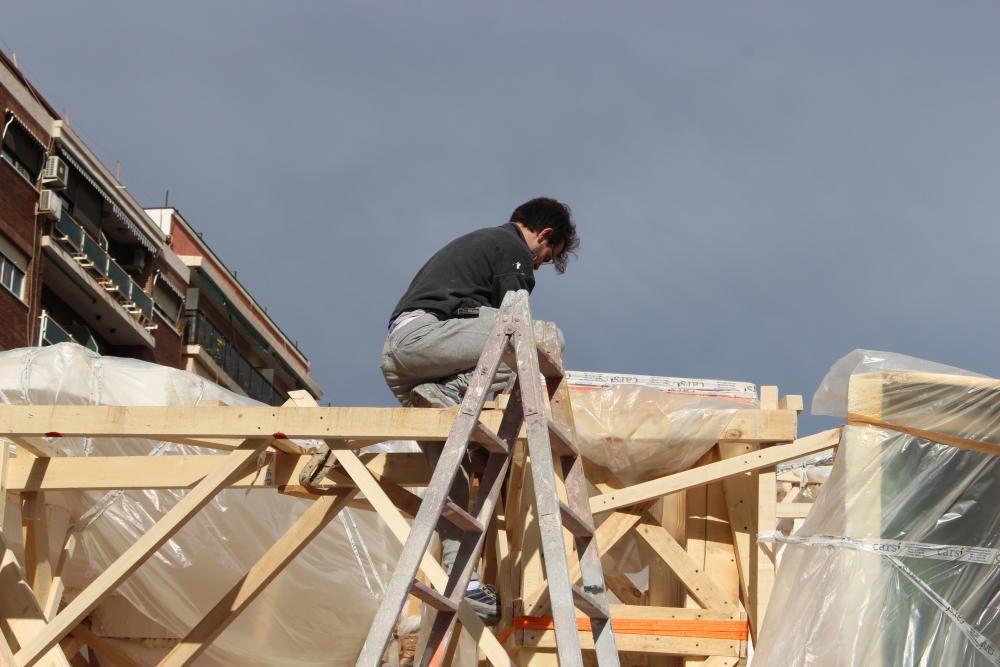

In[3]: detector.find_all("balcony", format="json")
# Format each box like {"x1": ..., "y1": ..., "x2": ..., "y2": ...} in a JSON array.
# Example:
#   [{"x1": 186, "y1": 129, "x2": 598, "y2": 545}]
[
  {"x1": 185, "y1": 310, "x2": 282, "y2": 405},
  {"x1": 40, "y1": 212, "x2": 155, "y2": 348},
  {"x1": 37, "y1": 310, "x2": 99, "y2": 353}
]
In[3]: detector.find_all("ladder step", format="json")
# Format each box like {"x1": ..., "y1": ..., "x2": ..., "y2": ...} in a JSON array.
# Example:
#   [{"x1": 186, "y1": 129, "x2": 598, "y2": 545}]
[
  {"x1": 559, "y1": 501, "x2": 595, "y2": 538},
  {"x1": 471, "y1": 421, "x2": 510, "y2": 455},
  {"x1": 536, "y1": 343, "x2": 564, "y2": 379},
  {"x1": 547, "y1": 420, "x2": 580, "y2": 457},
  {"x1": 411, "y1": 581, "x2": 459, "y2": 613},
  {"x1": 441, "y1": 499, "x2": 485, "y2": 533},
  {"x1": 571, "y1": 584, "x2": 610, "y2": 620}
]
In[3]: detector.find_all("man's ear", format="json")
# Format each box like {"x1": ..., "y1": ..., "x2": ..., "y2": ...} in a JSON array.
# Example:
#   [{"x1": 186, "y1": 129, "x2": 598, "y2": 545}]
[{"x1": 538, "y1": 227, "x2": 554, "y2": 243}]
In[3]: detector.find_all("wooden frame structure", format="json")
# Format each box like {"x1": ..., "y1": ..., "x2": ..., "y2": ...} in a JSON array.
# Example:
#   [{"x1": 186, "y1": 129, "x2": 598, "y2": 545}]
[{"x1": 0, "y1": 383, "x2": 837, "y2": 667}]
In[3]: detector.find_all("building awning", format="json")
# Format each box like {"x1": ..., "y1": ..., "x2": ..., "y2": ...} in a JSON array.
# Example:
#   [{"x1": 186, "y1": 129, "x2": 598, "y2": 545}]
[
  {"x1": 153, "y1": 270, "x2": 186, "y2": 301},
  {"x1": 55, "y1": 143, "x2": 158, "y2": 254},
  {"x1": 3, "y1": 109, "x2": 48, "y2": 150}
]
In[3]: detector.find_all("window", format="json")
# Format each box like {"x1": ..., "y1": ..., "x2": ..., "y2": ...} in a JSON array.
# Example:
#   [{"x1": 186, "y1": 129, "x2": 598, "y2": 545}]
[
  {"x1": 0, "y1": 253, "x2": 25, "y2": 300},
  {"x1": 0, "y1": 234, "x2": 28, "y2": 302}
]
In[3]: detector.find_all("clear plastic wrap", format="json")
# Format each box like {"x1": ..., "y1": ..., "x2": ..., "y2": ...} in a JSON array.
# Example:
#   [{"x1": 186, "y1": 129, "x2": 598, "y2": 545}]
[
  {"x1": 754, "y1": 350, "x2": 1000, "y2": 666},
  {"x1": 567, "y1": 371, "x2": 757, "y2": 485},
  {"x1": 0, "y1": 344, "x2": 401, "y2": 667}
]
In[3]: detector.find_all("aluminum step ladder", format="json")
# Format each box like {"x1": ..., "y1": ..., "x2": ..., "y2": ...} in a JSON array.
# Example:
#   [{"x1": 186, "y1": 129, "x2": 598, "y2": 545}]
[{"x1": 356, "y1": 290, "x2": 619, "y2": 667}]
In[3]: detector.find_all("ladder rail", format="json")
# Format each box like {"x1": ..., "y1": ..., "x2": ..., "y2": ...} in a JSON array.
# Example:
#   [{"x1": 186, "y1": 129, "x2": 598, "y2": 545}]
[
  {"x1": 355, "y1": 316, "x2": 514, "y2": 666},
  {"x1": 511, "y1": 298, "x2": 587, "y2": 665}
]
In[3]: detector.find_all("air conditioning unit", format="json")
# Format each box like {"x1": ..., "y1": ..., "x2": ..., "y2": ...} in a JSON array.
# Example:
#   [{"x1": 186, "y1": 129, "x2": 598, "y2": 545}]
[
  {"x1": 38, "y1": 190, "x2": 63, "y2": 221},
  {"x1": 41, "y1": 156, "x2": 68, "y2": 190}
]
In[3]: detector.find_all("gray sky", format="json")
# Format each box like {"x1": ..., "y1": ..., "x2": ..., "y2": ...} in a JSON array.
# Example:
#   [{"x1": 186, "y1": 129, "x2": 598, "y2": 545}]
[{"x1": 4, "y1": 3, "x2": 999, "y2": 431}]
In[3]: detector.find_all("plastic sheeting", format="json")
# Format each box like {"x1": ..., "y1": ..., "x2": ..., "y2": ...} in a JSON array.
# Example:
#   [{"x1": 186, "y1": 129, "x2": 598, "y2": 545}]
[
  {"x1": 753, "y1": 350, "x2": 1000, "y2": 667},
  {"x1": 567, "y1": 371, "x2": 758, "y2": 485},
  {"x1": 0, "y1": 344, "x2": 401, "y2": 667}
]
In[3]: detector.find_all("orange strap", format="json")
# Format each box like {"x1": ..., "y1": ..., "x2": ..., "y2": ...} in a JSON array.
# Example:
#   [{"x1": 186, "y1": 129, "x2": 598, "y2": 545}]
[
  {"x1": 496, "y1": 616, "x2": 748, "y2": 645},
  {"x1": 846, "y1": 414, "x2": 1000, "y2": 457}
]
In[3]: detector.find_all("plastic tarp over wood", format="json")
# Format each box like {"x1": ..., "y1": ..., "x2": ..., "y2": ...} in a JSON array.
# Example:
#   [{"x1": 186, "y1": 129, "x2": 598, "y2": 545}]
[
  {"x1": 754, "y1": 350, "x2": 1000, "y2": 667},
  {"x1": 567, "y1": 371, "x2": 758, "y2": 485},
  {"x1": 0, "y1": 344, "x2": 401, "y2": 667}
]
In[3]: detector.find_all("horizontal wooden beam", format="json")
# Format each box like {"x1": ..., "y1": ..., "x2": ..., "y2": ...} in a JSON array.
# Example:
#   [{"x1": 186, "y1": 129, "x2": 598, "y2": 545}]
[
  {"x1": 0, "y1": 405, "x2": 793, "y2": 444},
  {"x1": 4, "y1": 453, "x2": 431, "y2": 492},
  {"x1": 589, "y1": 429, "x2": 841, "y2": 514},
  {"x1": 775, "y1": 502, "x2": 813, "y2": 519},
  {"x1": 0, "y1": 405, "x2": 503, "y2": 441},
  {"x1": 520, "y1": 632, "x2": 740, "y2": 657}
]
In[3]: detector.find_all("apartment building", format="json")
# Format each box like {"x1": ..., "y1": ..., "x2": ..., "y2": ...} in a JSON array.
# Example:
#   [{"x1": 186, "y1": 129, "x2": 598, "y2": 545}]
[{"x1": 0, "y1": 51, "x2": 321, "y2": 403}]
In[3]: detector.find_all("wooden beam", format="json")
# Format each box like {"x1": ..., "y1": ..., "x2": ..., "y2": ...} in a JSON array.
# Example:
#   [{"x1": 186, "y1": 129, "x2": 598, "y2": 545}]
[
  {"x1": 716, "y1": 443, "x2": 755, "y2": 623},
  {"x1": 520, "y1": 632, "x2": 740, "y2": 657},
  {"x1": 44, "y1": 530, "x2": 78, "y2": 621},
  {"x1": 0, "y1": 534, "x2": 73, "y2": 667},
  {"x1": 0, "y1": 405, "x2": 794, "y2": 444},
  {"x1": 6, "y1": 452, "x2": 431, "y2": 492},
  {"x1": 159, "y1": 488, "x2": 358, "y2": 666},
  {"x1": 68, "y1": 626, "x2": 144, "y2": 667},
  {"x1": 589, "y1": 429, "x2": 841, "y2": 514},
  {"x1": 6, "y1": 435, "x2": 59, "y2": 458},
  {"x1": 774, "y1": 503, "x2": 812, "y2": 519},
  {"x1": 0, "y1": 439, "x2": 8, "y2": 532},
  {"x1": 2, "y1": 630, "x2": 17, "y2": 667},
  {"x1": 0, "y1": 405, "x2": 507, "y2": 442},
  {"x1": 21, "y1": 491, "x2": 54, "y2": 608},
  {"x1": 633, "y1": 521, "x2": 737, "y2": 613},
  {"x1": 14, "y1": 438, "x2": 273, "y2": 667}
]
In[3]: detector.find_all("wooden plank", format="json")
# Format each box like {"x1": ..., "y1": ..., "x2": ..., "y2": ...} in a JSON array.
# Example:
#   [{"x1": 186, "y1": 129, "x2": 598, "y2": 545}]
[
  {"x1": 521, "y1": 632, "x2": 739, "y2": 657},
  {"x1": 2, "y1": 630, "x2": 17, "y2": 667},
  {"x1": 644, "y1": 494, "x2": 686, "y2": 667},
  {"x1": 634, "y1": 522, "x2": 737, "y2": 613},
  {"x1": 699, "y1": 479, "x2": 741, "y2": 665},
  {"x1": 68, "y1": 627, "x2": 144, "y2": 667},
  {"x1": 6, "y1": 435, "x2": 59, "y2": 458},
  {"x1": 43, "y1": 529, "x2": 77, "y2": 621},
  {"x1": 0, "y1": 405, "x2": 509, "y2": 442},
  {"x1": 682, "y1": 461, "x2": 709, "y2": 667},
  {"x1": 716, "y1": 444, "x2": 754, "y2": 626},
  {"x1": 159, "y1": 488, "x2": 358, "y2": 666},
  {"x1": 748, "y1": 469, "x2": 775, "y2": 644},
  {"x1": 0, "y1": 405, "x2": 794, "y2": 445},
  {"x1": 847, "y1": 371, "x2": 1000, "y2": 456},
  {"x1": 14, "y1": 438, "x2": 272, "y2": 667},
  {"x1": 6, "y1": 452, "x2": 432, "y2": 492},
  {"x1": 0, "y1": 533, "x2": 73, "y2": 667},
  {"x1": 589, "y1": 430, "x2": 840, "y2": 514},
  {"x1": 774, "y1": 503, "x2": 812, "y2": 519},
  {"x1": 609, "y1": 605, "x2": 741, "y2": 621},
  {"x1": 21, "y1": 491, "x2": 54, "y2": 607},
  {"x1": 0, "y1": 439, "x2": 8, "y2": 532},
  {"x1": 747, "y1": 390, "x2": 779, "y2": 644}
]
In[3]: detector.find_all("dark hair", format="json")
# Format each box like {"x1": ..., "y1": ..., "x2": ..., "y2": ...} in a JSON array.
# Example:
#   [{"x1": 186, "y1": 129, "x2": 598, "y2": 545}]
[{"x1": 509, "y1": 197, "x2": 579, "y2": 273}]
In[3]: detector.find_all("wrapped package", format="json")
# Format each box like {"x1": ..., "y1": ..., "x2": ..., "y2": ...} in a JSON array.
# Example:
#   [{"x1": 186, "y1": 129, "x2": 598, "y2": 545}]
[
  {"x1": 754, "y1": 350, "x2": 1000, "y2": 667},
  {"x1": 0, "y1": 344, "x2": 401, "y2": 667},
  {"x1": 567, "y1": 371, "x2": 758, "y2": 485}
]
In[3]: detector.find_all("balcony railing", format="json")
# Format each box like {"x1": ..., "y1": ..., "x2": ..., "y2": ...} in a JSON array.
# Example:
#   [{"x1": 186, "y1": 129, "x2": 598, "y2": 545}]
[
  {"x1": 38, "y1": 310, "x2": 99, "y2": 353},
  {"x1": 53, "y1": 212, "x2": 156, "y2": 328},
  {"x1": 185, "y1": 310, "x2": 282, "y2": 405}
]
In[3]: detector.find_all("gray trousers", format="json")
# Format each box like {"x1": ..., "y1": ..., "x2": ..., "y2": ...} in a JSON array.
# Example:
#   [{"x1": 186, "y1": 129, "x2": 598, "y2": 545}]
[{"x1": 380, "y1": 306, "x2": 563, "y2": 573}]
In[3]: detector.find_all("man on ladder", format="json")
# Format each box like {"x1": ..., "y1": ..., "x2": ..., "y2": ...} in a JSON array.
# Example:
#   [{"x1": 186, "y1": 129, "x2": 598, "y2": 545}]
[{"x1": 378, "y1": 196, "x2": 578, "y2": 623}]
